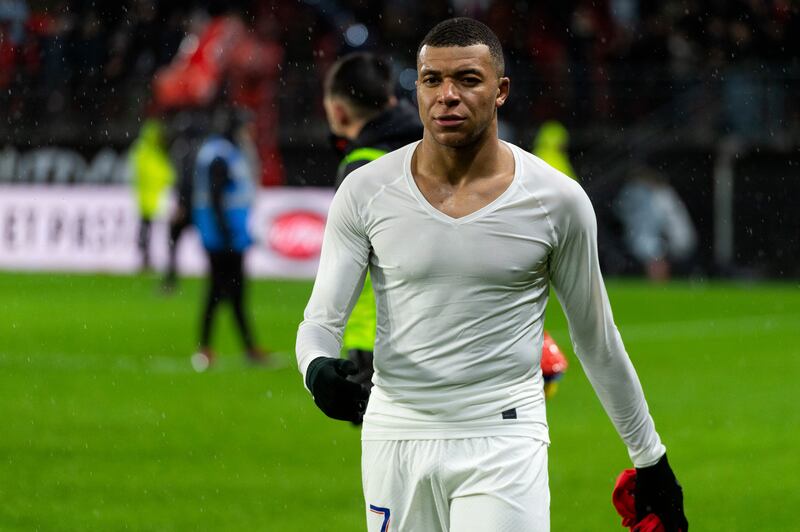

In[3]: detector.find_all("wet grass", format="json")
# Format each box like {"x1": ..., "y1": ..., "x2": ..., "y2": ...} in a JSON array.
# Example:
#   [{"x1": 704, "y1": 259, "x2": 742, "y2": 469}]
[{"x1": 0, "y1": 272, "x2": 797, "y2": 530}]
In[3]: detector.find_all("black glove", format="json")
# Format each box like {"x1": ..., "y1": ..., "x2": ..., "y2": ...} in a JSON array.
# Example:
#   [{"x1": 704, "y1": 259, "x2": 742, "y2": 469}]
[
  {"x1": 635, "y1": 453, "x2": 688, "y2": 532},
  {"x1": 346, "y1": 349, "x2": 375, "y2": 390},
  {"x1": 306, "y1": 357, "x2": 370, "y2": 423}
]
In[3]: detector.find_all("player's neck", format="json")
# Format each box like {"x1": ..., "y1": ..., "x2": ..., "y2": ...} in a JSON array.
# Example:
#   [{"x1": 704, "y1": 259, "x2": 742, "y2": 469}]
[
  {"x1": 342, "y1": 119, "x2": 367, "y2": 141},
  {"x1": 344, "y1": 106, "x2": 387, "y2": 140},
  {"x1": 416, "y1": 125, "x2": 506, "y2": 186}
]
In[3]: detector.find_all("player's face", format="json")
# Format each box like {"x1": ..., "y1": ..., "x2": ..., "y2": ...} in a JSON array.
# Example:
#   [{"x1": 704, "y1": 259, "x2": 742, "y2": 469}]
[{"x1": 416, "y1": 44, "x2": 509, "y2": 148}]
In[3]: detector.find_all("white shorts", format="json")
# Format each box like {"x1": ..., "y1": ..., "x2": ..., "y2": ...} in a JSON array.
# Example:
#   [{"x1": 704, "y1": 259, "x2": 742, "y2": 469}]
[{"x1": 362, "y1": 436, "x2": 550, "y2": 532}]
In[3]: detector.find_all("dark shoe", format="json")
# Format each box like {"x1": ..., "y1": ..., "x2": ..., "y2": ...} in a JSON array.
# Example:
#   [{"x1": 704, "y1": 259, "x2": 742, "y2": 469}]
[
  {"x1": 160, "y1": 277, "x2": 178, "y2": 295},
  {"x1": 246, "y1": 348, "x2": 271, "y2": 366}
]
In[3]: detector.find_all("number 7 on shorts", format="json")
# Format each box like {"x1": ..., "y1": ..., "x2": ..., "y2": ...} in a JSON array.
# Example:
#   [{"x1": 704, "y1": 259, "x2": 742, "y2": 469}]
[{"x1": 369, "y1": 504, "x2": 390, "y2": 532}]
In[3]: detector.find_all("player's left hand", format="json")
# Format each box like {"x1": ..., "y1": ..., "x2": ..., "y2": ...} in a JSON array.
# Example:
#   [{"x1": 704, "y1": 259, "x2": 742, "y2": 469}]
[{"x1": 634, "y1": 453, "x2": 688, "y2": 532}]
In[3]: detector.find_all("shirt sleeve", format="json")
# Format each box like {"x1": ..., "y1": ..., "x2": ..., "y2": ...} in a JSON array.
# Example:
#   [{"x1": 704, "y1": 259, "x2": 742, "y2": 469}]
[
  {"x1": 295, "y1": 181, "x2": 370, "y2": 386},
  {"x1": 549, "y1": 181, "x2": 666, "y2": 467}
]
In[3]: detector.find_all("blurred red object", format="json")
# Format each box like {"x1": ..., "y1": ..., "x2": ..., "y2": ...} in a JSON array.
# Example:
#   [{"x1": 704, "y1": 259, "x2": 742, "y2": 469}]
[
  {"x1": 612, "y1": 469, "x2": 665, "y2": 532},
  {"x1": 26, "y1": 13, "x2": 55, "y2": 35},
  {"x1": 541, "y1": 331, "x2": 568, "y2": 379},
  {"x1": 541, "y1": 331, "x2": 568, "y2": 399},
  {"x1": 153, "y1": 16, "x2": 242, "y2": 108},
  {"x1": 153, "y1": 15, "x2": 284, "y2": 185},
  {"x1": 226, "y1": 33, "x2": 284, "y2": 186}
]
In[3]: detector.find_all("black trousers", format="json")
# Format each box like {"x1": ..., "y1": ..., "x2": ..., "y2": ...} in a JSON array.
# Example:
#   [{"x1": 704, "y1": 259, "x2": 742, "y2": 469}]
[
  {"x1": 164, "y1": 208, "x2": 192, "y2": 284},
  {"x1": 137, "y1": 217, "x2": 152, "y2": 270},
  {"x1": 200, "y1": 250, "x2": 255, "y2": 350}
]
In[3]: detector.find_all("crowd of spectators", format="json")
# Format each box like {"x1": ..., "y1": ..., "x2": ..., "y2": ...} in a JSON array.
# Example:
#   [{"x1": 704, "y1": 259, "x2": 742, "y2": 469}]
[
  {"x1": 2, "y1": 0, "x2": 796, "y2": 277},
  {"x1": 2, "y1": 0, "x2": 798, "y2": 156},
  {"x1": 1, "y1": 0, "x2": 187, "y2": 141}
]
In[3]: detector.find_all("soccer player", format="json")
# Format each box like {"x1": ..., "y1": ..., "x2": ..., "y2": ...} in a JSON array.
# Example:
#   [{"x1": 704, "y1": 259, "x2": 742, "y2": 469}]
[
  {"x1": 190, "y1": 106, "x2": 268, "y2": 371},
  {"x1": 297, "y1": 17, "x2": 687, "y2": 532},
  {"x1": 325, "y1": 52, "x2": 569, "y2": 402}
]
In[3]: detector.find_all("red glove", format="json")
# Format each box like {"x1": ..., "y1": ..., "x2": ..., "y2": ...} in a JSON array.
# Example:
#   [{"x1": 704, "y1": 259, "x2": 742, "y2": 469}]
[{"x1": 612, "y1": 469, "x2": 665, "y2": 532}]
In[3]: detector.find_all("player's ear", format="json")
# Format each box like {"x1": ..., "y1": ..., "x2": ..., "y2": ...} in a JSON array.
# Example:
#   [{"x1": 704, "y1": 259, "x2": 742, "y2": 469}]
[
  {"x1": 334, "y1": 101, "x2": 351, "y2": 126},
  {"x1": 496, "y1": 77, "x2": 510, "y2": 108},
  {"x1": 324, "y1": 96, "x2": 351, "y2": 137}
]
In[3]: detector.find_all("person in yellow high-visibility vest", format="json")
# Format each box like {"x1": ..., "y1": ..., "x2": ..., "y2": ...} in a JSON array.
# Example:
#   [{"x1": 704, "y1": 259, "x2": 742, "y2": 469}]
[
  {"x1": 531, "y1": 119, "x2": 578, "y2": 181},
  {"x1": 130, "y1": 118, "x2": 175, "y2": 271}
]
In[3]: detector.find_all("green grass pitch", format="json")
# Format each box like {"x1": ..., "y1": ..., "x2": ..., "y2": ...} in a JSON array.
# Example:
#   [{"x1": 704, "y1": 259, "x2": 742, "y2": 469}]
[{"x1": 0, "y1": 272, "x2": 798, "y2": 530}]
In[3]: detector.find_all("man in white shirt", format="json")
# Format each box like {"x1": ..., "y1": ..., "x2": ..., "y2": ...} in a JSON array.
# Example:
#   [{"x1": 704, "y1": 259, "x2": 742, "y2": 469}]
[{"x1": 296, "y1": 17, "x2": 687, "y2": 532}]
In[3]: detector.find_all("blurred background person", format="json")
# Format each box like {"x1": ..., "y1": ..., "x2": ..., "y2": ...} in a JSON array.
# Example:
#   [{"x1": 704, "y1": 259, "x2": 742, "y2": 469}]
[
  {"x1": 531, "y1": 119, "x2": 578, "y2": 181},
  {"x1": 190, "y1": 106, "x2": 268, "y2": 371},
  {"x1": 323, "y1": 51, "x2": 423, "y2": 392},
  {"x1": 325, "y1": 52, "x2": 423, "y2": 187},
  {"x1": 129, "y1": 117, "x2": 175, "y2": 272},
  {"x1": 162, "y1": 110, "x2": 208, "y2": 292},
  {"x1": 614, "y1": 164, "x2": 698, "y2": 281}
]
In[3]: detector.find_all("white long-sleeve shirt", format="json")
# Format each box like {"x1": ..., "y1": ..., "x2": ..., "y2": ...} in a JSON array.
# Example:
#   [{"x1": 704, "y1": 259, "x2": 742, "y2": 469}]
[{"x1": 296, "y1": 140, "x2": 665, "y2": 467}]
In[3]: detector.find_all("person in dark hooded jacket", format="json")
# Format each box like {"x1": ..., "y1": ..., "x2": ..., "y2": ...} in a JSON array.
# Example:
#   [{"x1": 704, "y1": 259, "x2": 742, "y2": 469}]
[
  {"x1": 324, "y1": 53, "x2": 424, "y2": 188},
  {"x1": 322, "y1": 52, "x2": 423, "y2": 394}
]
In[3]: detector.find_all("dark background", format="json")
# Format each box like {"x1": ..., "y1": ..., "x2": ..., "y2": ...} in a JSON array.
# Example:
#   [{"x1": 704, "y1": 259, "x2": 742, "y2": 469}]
[{"x1": 1, "y1": 0, "x2": 798, "y2": 277}]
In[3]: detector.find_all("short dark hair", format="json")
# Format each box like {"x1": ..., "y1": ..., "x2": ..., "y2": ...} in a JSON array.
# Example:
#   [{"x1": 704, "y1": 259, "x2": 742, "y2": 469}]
[
  {"x1": 324, "y1": 52, "x2": 394, "y2": 117},
  {"x1": 417, "y1": 17, "x2": 505, "y2": 76}
]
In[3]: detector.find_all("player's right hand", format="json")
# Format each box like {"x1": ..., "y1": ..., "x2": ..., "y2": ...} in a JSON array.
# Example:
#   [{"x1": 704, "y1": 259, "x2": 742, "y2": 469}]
[{"x1": 305, "y1": 357, "x2": 370, "y2": 423}]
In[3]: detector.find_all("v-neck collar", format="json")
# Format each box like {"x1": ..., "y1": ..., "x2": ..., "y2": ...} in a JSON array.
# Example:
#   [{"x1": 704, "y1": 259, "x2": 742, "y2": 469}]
[{"x1": 403, "y1": 140, "x2": 521, "y2": 225}]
